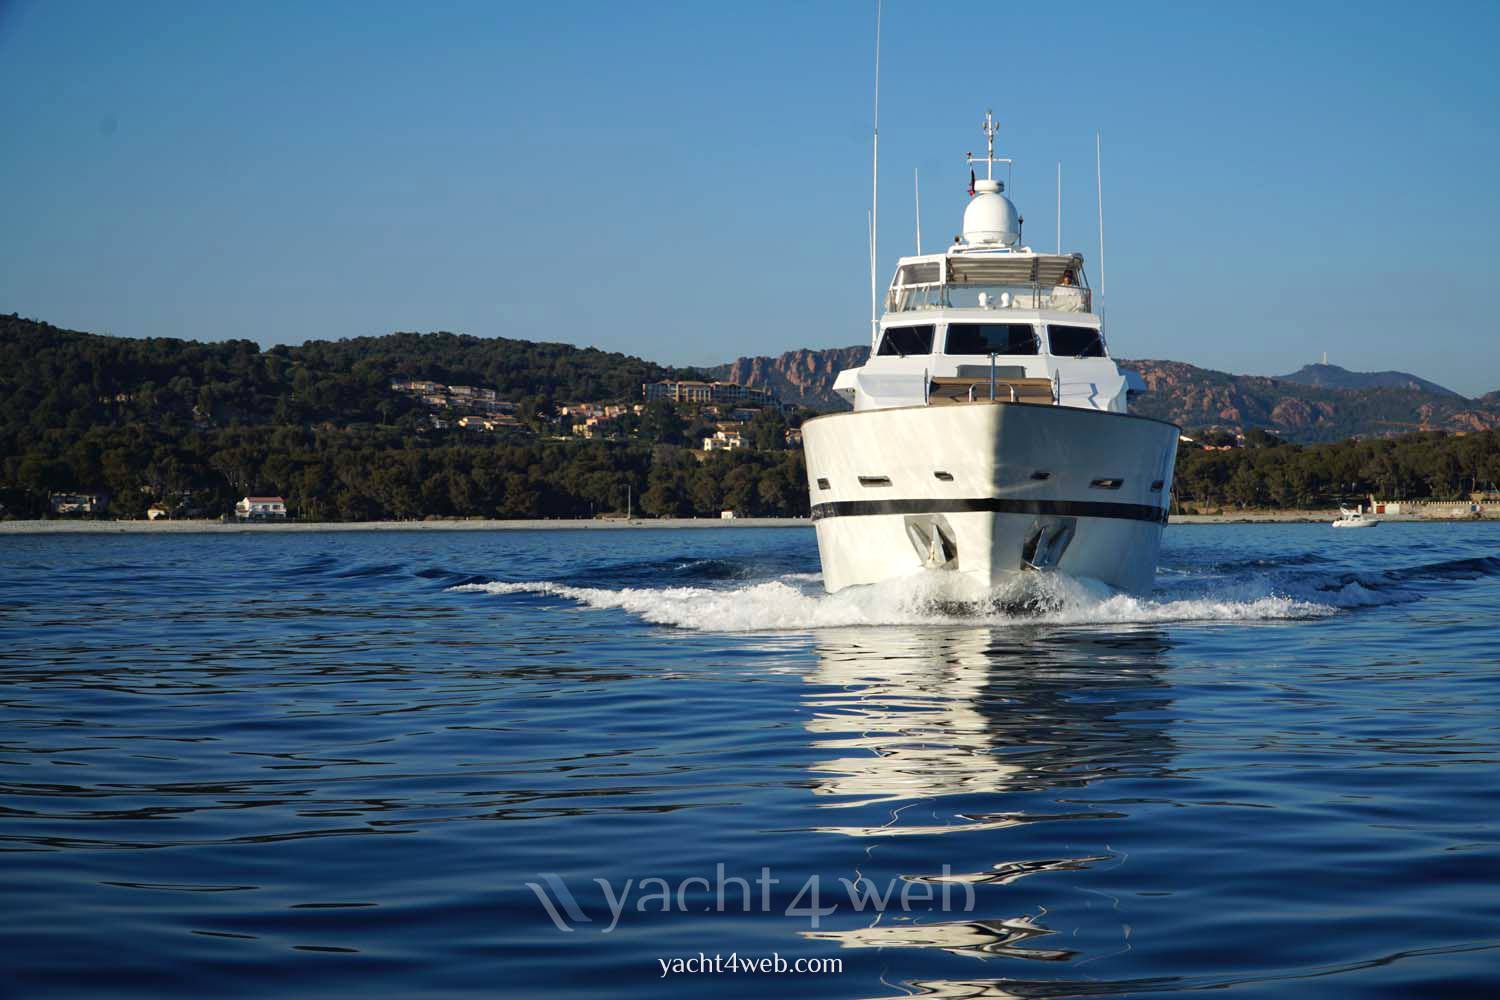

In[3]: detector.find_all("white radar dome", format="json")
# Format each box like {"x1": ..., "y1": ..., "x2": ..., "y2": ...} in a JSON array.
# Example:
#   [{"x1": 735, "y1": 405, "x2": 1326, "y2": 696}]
[{"x1": 962, "y1": 179, "x2": 1020, "y2": 246}]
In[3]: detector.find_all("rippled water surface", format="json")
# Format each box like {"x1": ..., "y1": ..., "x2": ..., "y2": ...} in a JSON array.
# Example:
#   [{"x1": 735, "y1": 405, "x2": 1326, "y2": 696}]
[{"x1": 3, "y1": 524, "x2": 1499, "y2": 998}]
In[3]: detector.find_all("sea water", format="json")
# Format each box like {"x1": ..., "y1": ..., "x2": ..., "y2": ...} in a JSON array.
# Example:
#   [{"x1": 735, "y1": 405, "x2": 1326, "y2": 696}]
[{"x1": 2, "y1": 524, "x2": 1498, "y2": 997}]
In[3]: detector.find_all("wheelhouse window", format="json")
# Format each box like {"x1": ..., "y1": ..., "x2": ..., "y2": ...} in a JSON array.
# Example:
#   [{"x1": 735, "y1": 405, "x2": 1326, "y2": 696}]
[
  {"x1": 876, "y1": 324, "x2": 935, "y2": 357},
  {"x1": 1047, "y1": 325, "x2": 1106, "y2": 358},
  {"x1": 943, "y1": 323, "x2": 1039, "y2": 356}
]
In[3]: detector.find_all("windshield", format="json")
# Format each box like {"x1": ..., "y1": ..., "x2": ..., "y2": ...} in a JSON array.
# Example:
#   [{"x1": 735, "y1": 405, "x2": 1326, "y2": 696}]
[
  {"x1": 876, "y1": 325, "x2": 935, "y2": 357},
  {"x1": 943, "y1": 284, "x2": 1038, "y2": 310},
  {"x1": 944, "y1": 323, "x2": 1039, "y2": 356},
  {"x1": 1047, "y1": 325, "x2": 1106, "y2": 358}
]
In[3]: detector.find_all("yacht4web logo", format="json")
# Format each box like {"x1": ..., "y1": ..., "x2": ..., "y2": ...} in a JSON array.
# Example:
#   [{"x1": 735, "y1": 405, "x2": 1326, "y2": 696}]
[{"x1": 525, "y1": 865, "x2": 975, "y2": 932}]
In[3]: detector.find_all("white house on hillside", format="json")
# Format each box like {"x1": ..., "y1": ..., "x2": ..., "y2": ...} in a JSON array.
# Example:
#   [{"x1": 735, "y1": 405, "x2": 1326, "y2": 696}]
[
  {"x1": 703, "y1": 427, "x2": 746, "y2": 452},
  {"x1": 235, "y1": 496, "x2": 288, "y2": 520}
]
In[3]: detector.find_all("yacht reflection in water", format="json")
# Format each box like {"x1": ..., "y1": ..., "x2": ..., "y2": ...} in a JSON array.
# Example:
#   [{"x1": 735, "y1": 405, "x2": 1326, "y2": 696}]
[{"x1": 798, "y1": 625, "x2": 1174, "y2": 967}]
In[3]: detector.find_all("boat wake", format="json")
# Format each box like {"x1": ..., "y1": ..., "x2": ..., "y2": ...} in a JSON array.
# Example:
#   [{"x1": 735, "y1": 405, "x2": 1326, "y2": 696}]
[
  {"x1": 446, "y1": 545, "x2": 1500, "y2": 632},
  {"x1": 446, "y1": 545, "x2": 1500, "y2": 631},
  {"x1": 448, "y1": 568, "x2": 1349, "y2": 632}
]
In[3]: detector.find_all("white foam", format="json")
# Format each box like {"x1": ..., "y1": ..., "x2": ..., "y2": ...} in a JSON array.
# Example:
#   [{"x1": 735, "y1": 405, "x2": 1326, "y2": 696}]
[{"x1": 450, "y1": 569, "x2": 1340, "y2": 633}]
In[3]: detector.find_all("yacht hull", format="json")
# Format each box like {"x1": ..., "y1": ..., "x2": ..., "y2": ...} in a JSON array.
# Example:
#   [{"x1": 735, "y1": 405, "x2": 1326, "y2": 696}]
[{"x1": 801, "y1": 402, "x2": 1179, "y2": 596}]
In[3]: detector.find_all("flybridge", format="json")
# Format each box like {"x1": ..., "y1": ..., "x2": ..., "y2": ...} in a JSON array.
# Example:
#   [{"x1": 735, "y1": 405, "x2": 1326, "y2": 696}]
[{"x1": 886, "y1": 252, "x2": 1092, "y2": 315}]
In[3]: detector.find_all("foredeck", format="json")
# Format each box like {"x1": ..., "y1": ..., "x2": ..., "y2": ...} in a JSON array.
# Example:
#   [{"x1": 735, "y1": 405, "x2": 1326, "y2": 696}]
[{"x1": 928, "y1": 375, "x2": 1056, "y2": 405}]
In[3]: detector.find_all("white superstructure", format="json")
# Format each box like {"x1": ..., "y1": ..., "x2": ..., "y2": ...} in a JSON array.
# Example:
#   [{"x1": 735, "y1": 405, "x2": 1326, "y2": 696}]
[{"x1": 801, "y1": 111, "x2": 1179, "y2": 596}]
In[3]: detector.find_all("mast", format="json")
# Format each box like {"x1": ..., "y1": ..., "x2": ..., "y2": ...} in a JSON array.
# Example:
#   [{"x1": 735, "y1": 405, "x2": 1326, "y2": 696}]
[
  {"x1": 914, "y1": 167, "x2": 922, "y2": 254},
  {"x1": 980, "y1": 109, "x2": 998, "y2": 180},
  {"x1": 965, "y1": 111, "x2": 1012, "y2": 187},
  {"x1": 869, "y1": 0, "x2": 881, "y2": 347},
  {"x1": 1096, "y1": 130, "x2": 1106, "y2": 328}
]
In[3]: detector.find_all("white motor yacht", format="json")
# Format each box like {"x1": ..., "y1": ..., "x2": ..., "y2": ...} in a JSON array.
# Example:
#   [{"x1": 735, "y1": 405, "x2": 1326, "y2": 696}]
[{"x1": 801, "y1": 112, "x2": 1179, "y2": 596}]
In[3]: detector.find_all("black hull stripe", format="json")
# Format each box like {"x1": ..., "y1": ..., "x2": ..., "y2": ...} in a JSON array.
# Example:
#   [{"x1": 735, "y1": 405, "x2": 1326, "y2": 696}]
[{"x1": 810, "y1": 497, "x2": 1169, "y2": 525}]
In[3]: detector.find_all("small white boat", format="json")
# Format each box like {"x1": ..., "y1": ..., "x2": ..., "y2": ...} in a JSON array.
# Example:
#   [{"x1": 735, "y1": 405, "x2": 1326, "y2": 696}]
[{"x1": 1332, "y1": 507, "x2": 1379, "y2": 529}]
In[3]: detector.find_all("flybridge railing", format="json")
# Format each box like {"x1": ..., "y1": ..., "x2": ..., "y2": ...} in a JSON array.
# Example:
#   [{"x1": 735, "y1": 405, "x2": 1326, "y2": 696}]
[{"x1": 888, "y1": 282, "x2": 1092, "y2": 314}]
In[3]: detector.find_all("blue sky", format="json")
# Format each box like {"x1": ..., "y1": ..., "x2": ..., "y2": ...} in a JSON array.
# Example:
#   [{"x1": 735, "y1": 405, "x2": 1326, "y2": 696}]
[{"x1": 3, "y1": 1, "x2": 1498, "y2": 394}]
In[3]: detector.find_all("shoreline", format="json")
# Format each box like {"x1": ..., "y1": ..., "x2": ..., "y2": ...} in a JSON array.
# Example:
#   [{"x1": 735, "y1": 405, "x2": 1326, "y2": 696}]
[
  {"x1": 1172, "y1": 511, "x2": 1496, "y2": 524},
  {"x1": 0, "y1": 517, "x2": 813, "y2": 534},
  {"x1": 2, "y1": 511, "x2": 1492, "y2": 534},
  {"x1": 1172, "y1": 511, "x2": 1348, "y2": 524}
]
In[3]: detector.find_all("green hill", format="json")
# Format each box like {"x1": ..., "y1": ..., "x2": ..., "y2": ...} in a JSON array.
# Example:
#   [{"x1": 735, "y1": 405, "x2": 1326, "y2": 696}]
[
  {"x1": 0, "y1": 315, "x2": 693, "y2": 436},
  {"x1": 0, "y1": 314, "x2": 795, "y2": 521}
]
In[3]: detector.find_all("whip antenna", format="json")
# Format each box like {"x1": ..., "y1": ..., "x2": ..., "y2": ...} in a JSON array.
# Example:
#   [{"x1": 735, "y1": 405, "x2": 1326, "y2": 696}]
[
  {"x1": 869, "y1": 0, "x2": 881, "y2": 347},
  {"x1": 914, "y1": 167, "x2": 922, "y2": 254},
  {"x1": 1096, "y1": 130, "x2": 1106, "y2": 330}
]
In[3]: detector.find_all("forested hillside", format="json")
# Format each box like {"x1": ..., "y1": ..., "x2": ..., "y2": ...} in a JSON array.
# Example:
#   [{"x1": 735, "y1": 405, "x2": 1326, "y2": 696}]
[
  {"x1": 0, "y1": 314, "x2": 794, "y2": 520},
  {"x1": 1174, "y1": 428, "x2": 1500, "y2": 510},
  {"x1": 0, "y1": 315, "x2": 693, "y2": 434}
]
